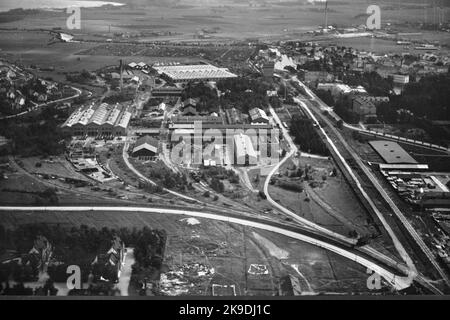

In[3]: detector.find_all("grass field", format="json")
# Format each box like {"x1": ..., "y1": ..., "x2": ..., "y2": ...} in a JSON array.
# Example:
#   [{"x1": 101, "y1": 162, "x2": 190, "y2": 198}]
[
  {"x1": 0, "y1": 209, "x2": 392, "y2": 295},
  {"x1": 0, "y1": 0, "x2": 447, "y2": 80}
]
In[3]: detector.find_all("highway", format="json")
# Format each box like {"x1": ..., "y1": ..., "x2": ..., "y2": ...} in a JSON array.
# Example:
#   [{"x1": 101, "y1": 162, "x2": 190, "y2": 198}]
[
  {"x1": 0, "y1": 205, "x2": 414, "y2": 291},
  {"x1": 293, "y1": 79, "x2": 450, "y2": 288}
]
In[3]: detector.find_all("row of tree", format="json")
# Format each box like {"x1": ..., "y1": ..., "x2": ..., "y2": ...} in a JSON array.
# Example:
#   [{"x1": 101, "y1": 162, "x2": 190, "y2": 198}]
[{"x1": 289, "y1": 115, "x2": 330, "y2": 156}]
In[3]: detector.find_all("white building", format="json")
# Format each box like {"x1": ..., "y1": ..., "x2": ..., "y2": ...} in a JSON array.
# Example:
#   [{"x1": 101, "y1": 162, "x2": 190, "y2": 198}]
[
  {"x1": 233, "y1": 134, "x2": 257, "y2": 166},
  {"x1": 62, "y1": 103, "x2": 131, "y2": 136},
  {"x1": 154, "y1": 64, "x2": 237, "y2": 83}
]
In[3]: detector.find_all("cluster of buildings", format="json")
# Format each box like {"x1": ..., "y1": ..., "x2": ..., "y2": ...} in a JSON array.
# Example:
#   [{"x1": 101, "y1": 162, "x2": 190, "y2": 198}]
[
  {"x1": 281, "y1": 41, "x2": 449, "y2": 93},
  {"x1": 62, "y1": 102, "x2": 132, "y2": 137},
  {"x1": 252, "y1": 48, "x2": 297, "y2": 78},
  {"x1": 166, "y1": 98, "x2": 277, "y2": 167},
  {"x1": 132, "y1": 135, "x2": 159, "y2": 161},
  {"x1": 0, "y1": 63, "x2": 75, "y2": 115},
  {"x1": 370, "y1": 140, "x2": 450, "y2": 208},
  {"x1": 317, "y1": 82, "x2": 390, "y2": 120}
]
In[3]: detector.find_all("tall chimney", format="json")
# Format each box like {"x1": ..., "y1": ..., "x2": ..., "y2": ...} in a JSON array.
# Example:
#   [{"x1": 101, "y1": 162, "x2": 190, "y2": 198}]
[{"x1": 119, "y1": 59, "x2": 123, "y2": 91}]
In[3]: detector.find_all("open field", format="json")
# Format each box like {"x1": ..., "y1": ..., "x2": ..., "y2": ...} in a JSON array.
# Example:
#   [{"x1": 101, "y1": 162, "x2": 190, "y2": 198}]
[
  {"x1": 0, "y1": 209, "x2": 393, "y2": 295},
  {"x1": 0, "y1": 0, "x2": 448, "y2": 80},
  {"x1": 19, "y1": 156, "x2": 91, "y2": 181},
  {"x1": 0, "y1": 0, "x2": 448, "y2": 44}
]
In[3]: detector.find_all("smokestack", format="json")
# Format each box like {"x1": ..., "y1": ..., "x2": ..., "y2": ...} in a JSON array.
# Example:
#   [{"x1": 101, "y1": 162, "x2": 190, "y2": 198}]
[
  {"x1": 324, "y1": 0, "x2": 328, "y2": 30},
  {"x1": 119, "y1": 59, "x2": 123, "y2": 91}
]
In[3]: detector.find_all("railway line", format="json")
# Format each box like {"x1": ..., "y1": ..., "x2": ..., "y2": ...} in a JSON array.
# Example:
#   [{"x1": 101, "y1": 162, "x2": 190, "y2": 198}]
[{"x1": 292, "y1": 81, "x2": 450, "y2": 291}]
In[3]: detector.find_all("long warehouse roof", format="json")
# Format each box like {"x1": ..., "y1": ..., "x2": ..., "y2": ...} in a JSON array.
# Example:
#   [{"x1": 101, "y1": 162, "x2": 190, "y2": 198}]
[
  {"x1": 369, "y1": 140, "x2": 418, "y2": 164},
  {"x1": 154, "y1": 64, "x2": 237, "y2": 81}
]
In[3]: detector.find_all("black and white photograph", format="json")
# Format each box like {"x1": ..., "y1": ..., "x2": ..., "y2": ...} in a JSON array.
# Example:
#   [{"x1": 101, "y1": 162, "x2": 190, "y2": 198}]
[{"x1": 0, "y1": 0, "x2": 449, "y2": 307}]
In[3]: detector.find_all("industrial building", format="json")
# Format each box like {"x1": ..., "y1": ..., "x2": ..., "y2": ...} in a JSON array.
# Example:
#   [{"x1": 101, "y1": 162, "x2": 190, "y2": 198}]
[
  {"x1": 132, "y1": 135, "x2": 159, "y2": 160},
  {"x1": 153, "y1": 64, "x2": 237, "y2": 83},
  {"x1": 62, "y1": 102, "x2": 132, "y2": 137},
  {"x1": 369, "y1": 141, "x2": 418, "y2": 164},
  {"x1": 151, "y1": 87, "x2": 183, "y2": 97},
  {"x1": 233, "y1": 133, "x2": 257, "y2": 166}
]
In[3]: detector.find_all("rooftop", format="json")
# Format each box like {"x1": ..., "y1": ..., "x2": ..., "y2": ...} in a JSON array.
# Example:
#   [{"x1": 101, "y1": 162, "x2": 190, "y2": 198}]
[
  {"x1": 62, "y1": 103, "x2": 131, "y2": 130},
  {"x1": 154, "y1": 64, "x2": 237, "y2": 81},
  {"x1": 369, "y1": 140, "x2": 418, "y2": 164}
]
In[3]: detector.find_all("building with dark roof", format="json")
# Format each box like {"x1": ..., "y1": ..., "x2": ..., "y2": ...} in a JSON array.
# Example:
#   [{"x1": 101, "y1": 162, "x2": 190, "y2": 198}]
[
  {"x1": 352, "y1": 97, "x2": 377, "y2": 120},
  {"x1": 132, "y1": 135, "x2": 159, "y2": 160},
  {"x1": 91, "y1": 236, "x2": 125, "y2": 283},
  {"x1": 369, "y1": 141, "x2": 418, "y2": 164},
  {"x1": 181, "y1": 98, "x2": 198, "y2": 116},
  {"x1": 151, "y1": 87, "x2": 183, "y2": 97},
  {"x1": 249, "y1": 108, "x2": 269, "y2": 124}
]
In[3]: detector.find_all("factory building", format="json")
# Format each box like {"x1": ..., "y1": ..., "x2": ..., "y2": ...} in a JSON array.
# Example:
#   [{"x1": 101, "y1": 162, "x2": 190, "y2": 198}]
[
  {"x1": 369, "y1": 141, "x2": 418, "y2": 165},
  {"x1": 233, "y1": 133, "x2": 257, "y2": 166},
  {"x1": 153, "y1": 64, "x2": 237, "y2": 83},
  {"x1": 62, "y1": 102, "x2": 131, "y2": 137},
  {"x1": 132, "y1": 136, "x2": 159, "y2": 160}
]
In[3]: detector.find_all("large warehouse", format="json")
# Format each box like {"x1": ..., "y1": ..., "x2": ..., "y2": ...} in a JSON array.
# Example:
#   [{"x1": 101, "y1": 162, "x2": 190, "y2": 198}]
[
  {"x1": 62, "y1": 102, "x2": 132, "y2": 137},
  {"x1": 153, "y1": 64, "x2": 237, "y2": 83},
  {"x1": 369, "y1": 140, "x2": 418, "y2": 164},
  {"x1": 233, "y1": 133, "x2": 257, "y2": 166}
]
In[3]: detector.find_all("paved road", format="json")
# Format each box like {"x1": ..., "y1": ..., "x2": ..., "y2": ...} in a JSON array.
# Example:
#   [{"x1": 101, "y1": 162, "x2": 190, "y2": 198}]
[
  {"x1": 264, "y1": 105, "x2": 357, "y2": 245},
  {"x1": 0, "y1": 205, "x2": 413, "y2": 291},
  {"x1": 0, "y1": 86, "x2": 82, "y2": 120},
  {"x1": 116, "y1": 248, "x2": 135, "y2": 296}
]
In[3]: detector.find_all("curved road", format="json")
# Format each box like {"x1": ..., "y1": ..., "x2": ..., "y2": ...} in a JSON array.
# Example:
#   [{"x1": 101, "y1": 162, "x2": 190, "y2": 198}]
[
  {"x1": 0, "y1": 205, "x2": 413, "y2": 291},
  {"x1": 294, "y1": 80, "x2": 450, "y2": 288}
]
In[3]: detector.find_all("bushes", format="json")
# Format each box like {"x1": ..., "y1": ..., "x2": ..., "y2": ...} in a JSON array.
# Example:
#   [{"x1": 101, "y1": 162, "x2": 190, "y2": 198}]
[
  {"x1": 277, "y1": 181, "x2": 304, "y2": 193},
  {"x1": 217, "y1": 78, "x2": 272, "y2": 113},
  {"x1": 290, "y1": 115, "x2": 329, "y2": 156},
  {"x1": 210, "y1": 178, "x2": 224, "y2": 193},
  {"x1": 0, "y1": 106, "x2": 70, "y2": 157},
  {"x1": 0, "y1": 224, "x2": 166, "y2": 286}
]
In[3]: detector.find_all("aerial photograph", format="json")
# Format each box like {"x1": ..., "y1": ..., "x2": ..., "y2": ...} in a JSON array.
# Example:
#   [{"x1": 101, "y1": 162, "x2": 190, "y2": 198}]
[{"x1": 0, "y1": 0, "x2": 449, "y2": 302}]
